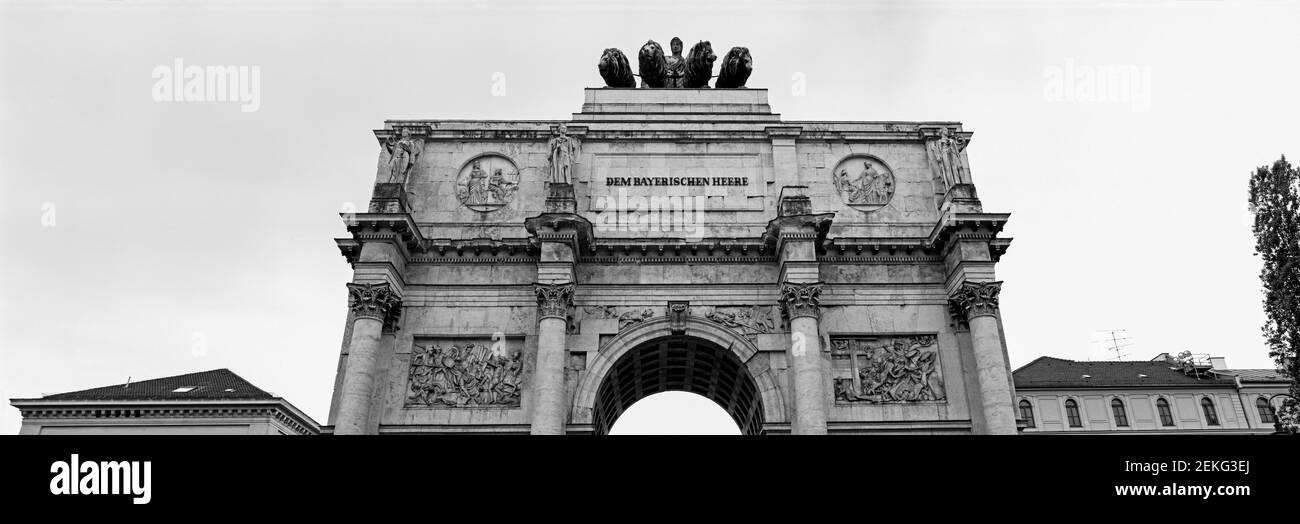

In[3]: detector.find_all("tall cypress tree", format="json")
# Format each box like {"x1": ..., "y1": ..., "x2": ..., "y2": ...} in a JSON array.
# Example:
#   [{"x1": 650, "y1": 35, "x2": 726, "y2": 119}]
[{"x1": 1249, "y1": 155, "x2": 1300, "y2": 429}]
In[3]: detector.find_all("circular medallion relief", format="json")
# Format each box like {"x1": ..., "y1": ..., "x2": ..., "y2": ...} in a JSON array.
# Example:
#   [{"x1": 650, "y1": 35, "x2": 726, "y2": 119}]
[
  {"x1": 456, "y1": 154, "x2": 520, "y2": 212},
  {"x1": 831, "y1": 155, "x2": 895, "y2": 212}
]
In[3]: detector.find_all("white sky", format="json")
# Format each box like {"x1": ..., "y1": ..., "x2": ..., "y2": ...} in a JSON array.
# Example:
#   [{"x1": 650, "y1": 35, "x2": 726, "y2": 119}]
[{"x1": 2, "y1": 0, "x2": 1298, "y2": 434}]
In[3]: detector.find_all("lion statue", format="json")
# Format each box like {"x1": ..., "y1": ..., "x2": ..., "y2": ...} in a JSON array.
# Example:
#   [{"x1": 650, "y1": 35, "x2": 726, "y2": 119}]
[
  {"x1": 637, "y1": 40, "x2": 668, "y2": 88},
  {"x1": 683, "y1": 40, "x2": 716, "y2": 88},
  {"x1": 598, "y1": 48, "x2": 636, "y2": 88},
  {"x1": 715, "y1": 46, "x2": 752, "y2": 88}
]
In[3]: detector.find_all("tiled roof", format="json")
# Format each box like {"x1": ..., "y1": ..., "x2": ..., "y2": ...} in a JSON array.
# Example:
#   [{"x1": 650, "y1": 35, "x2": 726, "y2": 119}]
[
  {"x1": 1013, "y1": 357, "x2": 1237, "y2": 389},
  {"x1": 36, "y1": 369, "x2": 277, "y2": 401},
  {"x1": 1220, "y1": 369, "x2": 1290, "y2": 383}
]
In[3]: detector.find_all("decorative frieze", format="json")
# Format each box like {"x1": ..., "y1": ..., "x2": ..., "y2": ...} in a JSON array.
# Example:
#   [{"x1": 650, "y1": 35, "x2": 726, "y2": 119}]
[
  {"x1": 406, "y1": 342, "x2": 523, "y2": 408},
  {"x1": 779, "y1": 282, "x2": 823, "y2": 320},
  {"x1": 832, "y1": 335, "x2": 945, "y2": 403},
  {"x1": 582, "y1": 305, "x2": 655, "y2": 331},
  {"x1": 346, "y1": 282, "x2": 402, "y2": 324},
  {"x1": 535, "y1": 283, "x2": 575, "y2": 320},
  {"x1": 702, "y1": 305, "x2": 780, "y2": 342},
  {"x1": 949, "y1": 280, "x2": 1003, "y2": 320}
]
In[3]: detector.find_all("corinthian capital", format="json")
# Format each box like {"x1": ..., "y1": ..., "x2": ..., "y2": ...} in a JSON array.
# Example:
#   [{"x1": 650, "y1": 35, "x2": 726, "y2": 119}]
[
  {"x1": 949, "y1": 281, "x2": 1002, "y2": 320},
  {"x1": 780, "y1": 282, "x2": 823, "y2": 320},
  {"x1": 347, "y1": 282, "x2": 402, "y2": 323},
  {"x1": 535, "y1": 283, "x2": 575, "y2": 320}
]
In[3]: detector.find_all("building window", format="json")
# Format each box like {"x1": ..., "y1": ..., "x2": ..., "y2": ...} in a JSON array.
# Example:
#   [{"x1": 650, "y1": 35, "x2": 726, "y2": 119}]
[
  {"x1": 1111, "y1": 398, "x2": 1129, "y2": 427},
  {"x1": 1201, "y1": 397, "x2": 1220, "y2": 426},
  {"x1": 1257, "y1": 397, "x2": 1276, "y2": 424},
  {"x1": 1156, "y1": 398, "x2": 1175, "y2": 427},
  {"x1": 1065, "y1": 399, "x2": 1082, "y2": 428},
  {"x1": 1019, "y1": 400, "x2": 1035, "y2": 428}
]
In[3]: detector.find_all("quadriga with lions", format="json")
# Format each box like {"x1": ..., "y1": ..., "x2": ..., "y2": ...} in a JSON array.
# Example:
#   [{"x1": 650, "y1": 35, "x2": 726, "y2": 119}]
[
  {"x1": 683, "y1": 40, "x2": 716, "y2": 88},
  {"x1": 715, "y1": 46, "x2": 752, "y2": 88},
  {"x1": 637, "y1": 40, "x2": 668, "y2": 88},
  {"x1": 598, "y1": 47, "x2": 636, "y2": 88}
]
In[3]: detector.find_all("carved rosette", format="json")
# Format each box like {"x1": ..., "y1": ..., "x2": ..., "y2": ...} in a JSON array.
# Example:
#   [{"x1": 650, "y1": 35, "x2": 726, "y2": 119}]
[
  {"x1": 535, "y1": 283, "x2": 575, "y2": 321},
  {"x1": 347, "y1": 282, "x2": 402, "y2": 325},
  {"x1": 780, "y1": 282, "x2": 823, "y2": 320},
  {"x1": 949, "y1": 281, "x2": 1003, "y2": 320}
]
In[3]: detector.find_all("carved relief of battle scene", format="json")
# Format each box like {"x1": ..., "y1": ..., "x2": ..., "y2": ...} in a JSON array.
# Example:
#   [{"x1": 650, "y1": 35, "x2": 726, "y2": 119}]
[
  {"x1": 406, "y1": 340, "x2": 524, "y2": 408},
  {"x1": 832, "y1": 335, "x2": 946, "y2": 403}
]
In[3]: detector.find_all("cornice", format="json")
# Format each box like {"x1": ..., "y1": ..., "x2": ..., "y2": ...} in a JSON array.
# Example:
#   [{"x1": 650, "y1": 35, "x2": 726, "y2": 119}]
[
  {"x1": 371, "y1": 120, "x2": 966, "y2": 144},
  {"x1": 761, "y1": 213, "x2": 835, "y2": 254},
  {"x1": 926, "y1": 212, "x2": 1011, "y2": 256},
  {"x1": 340, "y1": 212, "x2": 425, "y2": 260},
  {"x1": 524, "y1": 212, "x2": 595, "y2": 252},
  {"x1": 10, "y1": 399, "x2": 320, "y2": 435}
]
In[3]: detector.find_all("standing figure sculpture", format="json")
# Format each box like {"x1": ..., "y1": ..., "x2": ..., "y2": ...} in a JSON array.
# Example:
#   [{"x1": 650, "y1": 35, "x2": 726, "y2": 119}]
[
  {"x1": 929, "y1": 128, "x2": 969, "y2": 189},
  {"x1": 467, "y1": 160, "x2": 489, "y2": 204},
  {"x1": 683, "y1": 40, "x2": 716, "y2": 88},
  {"x1": 664, "y1": 37, "x2": 687, "y2": 88},
  {"x1": 383, "y1": 127, "x2": 422, "y2": 185},
  {"x1": 546, "y1": 123, "x2": 580, "y2": 185}
]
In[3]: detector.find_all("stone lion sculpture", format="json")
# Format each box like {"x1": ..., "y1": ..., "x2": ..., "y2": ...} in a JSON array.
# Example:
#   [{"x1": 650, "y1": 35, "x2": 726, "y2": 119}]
[
  {"x1": 637, "y1": 40, "x2": 668, "y2": 88},
  {"x1": 683, "y1": 40, "x2": 716, "y2": 88},
  {"x1": 598, "y1": 48, "x2": 636, "y2": 88},
  {"x1": 715, "y1": 46, "x2": 752, "y2": 88}
]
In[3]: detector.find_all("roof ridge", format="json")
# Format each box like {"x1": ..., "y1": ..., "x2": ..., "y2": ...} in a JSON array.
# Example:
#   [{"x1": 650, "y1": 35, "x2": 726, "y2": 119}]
[{"x1": 36, "y1": 368, "x2": 275, "y2": 401}]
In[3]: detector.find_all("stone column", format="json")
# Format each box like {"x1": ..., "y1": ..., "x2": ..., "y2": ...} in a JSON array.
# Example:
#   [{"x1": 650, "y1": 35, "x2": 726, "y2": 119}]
[
  {"x1": 950, "y1": 281, "x2": 1017, "y2": 435},
  {"x1": 335, "y1": 282, "x2": 401, "y2": 435},
  {"x1": 781, "y1": 282, "x2": 828, "y2": 435},
  {"x1": 531, "y1": 283, "x2": 574, "y2": 435}
]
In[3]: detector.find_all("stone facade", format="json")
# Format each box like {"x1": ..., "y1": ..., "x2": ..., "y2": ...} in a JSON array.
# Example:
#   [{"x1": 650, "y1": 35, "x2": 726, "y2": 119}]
[{"x1": 327, "y1": 88, "x2": 1017, "y2": 434}]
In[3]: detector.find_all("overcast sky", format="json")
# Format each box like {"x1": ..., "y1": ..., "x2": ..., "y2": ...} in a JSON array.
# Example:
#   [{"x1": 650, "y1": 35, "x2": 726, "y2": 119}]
[{"x1": 2, "y1": 0, "x2": 1297, "y2": 435}]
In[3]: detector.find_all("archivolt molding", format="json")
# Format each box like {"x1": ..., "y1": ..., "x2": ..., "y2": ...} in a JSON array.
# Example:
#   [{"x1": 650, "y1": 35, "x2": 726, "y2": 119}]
[{"x1": 570, "y1": 316, "x2": 787, "y2": 424}]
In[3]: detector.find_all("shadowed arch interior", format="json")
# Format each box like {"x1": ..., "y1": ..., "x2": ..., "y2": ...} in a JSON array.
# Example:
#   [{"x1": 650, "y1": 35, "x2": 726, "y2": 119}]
[{"x1": 592, "y1": 335, "x2": 764, "y2": 435}]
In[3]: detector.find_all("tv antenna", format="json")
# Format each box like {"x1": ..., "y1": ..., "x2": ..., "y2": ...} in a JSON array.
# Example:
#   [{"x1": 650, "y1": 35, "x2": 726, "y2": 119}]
[{"x1": 1092, "y1": 329, "x2": 1133, "y2": 360}]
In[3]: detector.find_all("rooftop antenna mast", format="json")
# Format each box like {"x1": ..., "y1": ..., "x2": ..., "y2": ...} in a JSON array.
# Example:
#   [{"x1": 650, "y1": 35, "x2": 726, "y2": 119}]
[{"x1": 1092, "y1": 329, "x2": 1133, "y2": 360}]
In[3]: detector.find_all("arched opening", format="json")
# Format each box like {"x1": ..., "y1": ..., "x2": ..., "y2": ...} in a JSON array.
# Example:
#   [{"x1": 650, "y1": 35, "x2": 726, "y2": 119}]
[
  {"x1": 608, "y1": 391, "x2": 743, "y2": 435},
  {"x1": 592, "y1": 335, "x2": 764, "y2": 435}
]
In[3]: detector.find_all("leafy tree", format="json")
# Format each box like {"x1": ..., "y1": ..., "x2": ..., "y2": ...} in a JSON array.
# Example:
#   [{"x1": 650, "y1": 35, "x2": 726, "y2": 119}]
[{"x1": 1248, "y1": 155, "x2": 1300, "y2": 430}]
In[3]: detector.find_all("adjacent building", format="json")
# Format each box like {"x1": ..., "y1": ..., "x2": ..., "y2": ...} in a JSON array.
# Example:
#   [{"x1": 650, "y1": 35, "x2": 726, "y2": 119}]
[
  {"x1": 1013, "y1": 354, "x2": 1291, "y2": 434},
  {"x1": 9, "y1": 369, "x2": 319, "y2": 435}
]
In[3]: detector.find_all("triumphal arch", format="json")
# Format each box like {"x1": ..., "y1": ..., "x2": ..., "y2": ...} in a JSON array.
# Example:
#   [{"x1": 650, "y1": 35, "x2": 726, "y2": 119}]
[{"x1": 327, "y1": 39, "x2": 1019, "y2": 435}]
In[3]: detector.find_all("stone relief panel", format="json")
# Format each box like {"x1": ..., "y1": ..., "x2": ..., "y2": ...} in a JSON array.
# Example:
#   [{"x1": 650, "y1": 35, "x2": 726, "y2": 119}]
[
  {"x1": 831, "y1": 335, "x2": 945, "y2": 403},
  {"x1": 698, "y1": 305, "x2": 783, "y2": 343},
  {"x1": 455, "y1": 154, "x2": 520, "y2": 213},
  {"x1": 406, "y1": 339, "x2": 523, "y2": 408},
  {"x1": 831, "y1": 155, "x2": 896, "y2": 212},
  {"x1": 580, "y1": 305, "x2": 658, "y2": 331}
]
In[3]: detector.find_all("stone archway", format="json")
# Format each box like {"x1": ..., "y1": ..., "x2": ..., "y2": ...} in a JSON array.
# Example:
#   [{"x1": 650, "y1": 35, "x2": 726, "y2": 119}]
[{"x1": 571, "y1": 317, "x2": 786, "y2": 435}]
